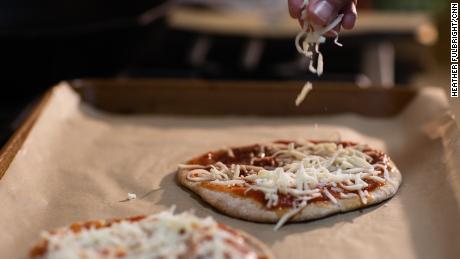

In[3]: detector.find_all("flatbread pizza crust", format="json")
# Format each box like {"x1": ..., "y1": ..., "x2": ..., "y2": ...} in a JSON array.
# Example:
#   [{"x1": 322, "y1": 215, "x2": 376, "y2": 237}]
[
  {"x1": 177, "y1": 140, "x2": 402, "y2": 224},
  {"x1": 30, "y1": 213, "x2": 275, "y2": 259},
  {"x1": 178, "y1": 161, "x2": 401, "y2": 223},
  {"x1": 233, "y1": 227, "x2": 275, "y2": 259}
]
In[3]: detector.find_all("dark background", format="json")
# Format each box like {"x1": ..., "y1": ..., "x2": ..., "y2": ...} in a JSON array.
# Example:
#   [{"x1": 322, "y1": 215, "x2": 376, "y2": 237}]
[{"x1": 0, "y1": 0, "x2": 449, "y2": 146}]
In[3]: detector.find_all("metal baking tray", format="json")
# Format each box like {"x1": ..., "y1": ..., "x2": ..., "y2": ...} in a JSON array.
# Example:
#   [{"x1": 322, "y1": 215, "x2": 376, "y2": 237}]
[{"x1": 1, "y1": 79, "x2": 457, "y2": 259}]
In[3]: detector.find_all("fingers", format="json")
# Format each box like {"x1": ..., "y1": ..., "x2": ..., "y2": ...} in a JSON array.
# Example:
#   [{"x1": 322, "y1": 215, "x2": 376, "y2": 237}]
[
  {"x1": 341, "y1": 1, "x2": 357, "y2": 29},
  {"x1": 288, "y1": 0, "x2": 305, "y2": 18},
  {"x1": 289, "y1": 0, "x2": 357, "y2": 31},
  {"x1": 307, "y1": 0, "x2": 349, "y2": 26}
]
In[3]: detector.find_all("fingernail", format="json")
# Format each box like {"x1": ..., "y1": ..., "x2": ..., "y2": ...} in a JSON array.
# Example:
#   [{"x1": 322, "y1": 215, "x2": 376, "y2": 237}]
[{"x1": 312, "y1": 1, "x2": 334, "y2": 24}]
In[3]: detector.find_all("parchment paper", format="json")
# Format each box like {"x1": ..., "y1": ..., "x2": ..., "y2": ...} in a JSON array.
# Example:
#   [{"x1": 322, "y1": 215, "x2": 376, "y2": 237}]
[{"x1": 1, "y1": 83, "x2": 460, "y2": 259}]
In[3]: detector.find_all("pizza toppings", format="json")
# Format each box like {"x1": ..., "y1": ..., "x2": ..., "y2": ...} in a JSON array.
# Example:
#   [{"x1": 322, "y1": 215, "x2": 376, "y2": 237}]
[
  {"x1": 126, "y1": 192, "x2": 137, "y2": 201},
  {"x1": 31, "y1": 208, "x2": 262, "y2": 259},
  {"x1": 181, "y1": 141, "x2": 393, "y2": 229}
]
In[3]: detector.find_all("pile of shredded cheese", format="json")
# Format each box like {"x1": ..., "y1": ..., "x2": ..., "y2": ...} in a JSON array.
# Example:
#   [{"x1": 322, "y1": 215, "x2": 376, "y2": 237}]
[
  {"x1": 38, "y1": 208, "x2": 257, "y2": 259},
  {"x1": 183, "y1": 142, "x2": 393, "y2": 230}
]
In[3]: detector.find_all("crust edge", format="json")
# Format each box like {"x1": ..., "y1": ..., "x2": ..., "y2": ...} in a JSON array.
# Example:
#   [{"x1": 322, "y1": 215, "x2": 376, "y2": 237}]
[{"x1": 29, "y1": 214, "x2": 275, "y2": 259}]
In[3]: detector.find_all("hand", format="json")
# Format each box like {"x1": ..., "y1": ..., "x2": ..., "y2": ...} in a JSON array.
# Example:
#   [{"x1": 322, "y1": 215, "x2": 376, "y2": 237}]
[{"x1": 288, "y1": 0, "x2": 357, "y2": 30}]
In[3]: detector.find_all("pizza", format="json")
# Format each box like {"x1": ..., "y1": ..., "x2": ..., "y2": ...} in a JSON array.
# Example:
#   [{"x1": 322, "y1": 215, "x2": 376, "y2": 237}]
[
  {"x1": 177, "y1": 140, "x2": 402, "y2": 230},
  {"x1": 30, "y1": 209, "x2": 274, "y2": 259}
]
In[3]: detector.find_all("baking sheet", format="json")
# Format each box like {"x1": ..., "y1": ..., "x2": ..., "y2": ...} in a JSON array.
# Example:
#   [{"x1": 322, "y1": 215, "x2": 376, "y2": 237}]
[{"x1": 1, "y1": 83, "x2": 459, "y2": 259}]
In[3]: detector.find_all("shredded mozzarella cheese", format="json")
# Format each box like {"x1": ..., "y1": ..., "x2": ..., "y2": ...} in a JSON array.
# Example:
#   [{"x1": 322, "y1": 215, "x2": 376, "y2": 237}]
[
  {"x1": 127, "y1": 192, "x2": 137, "y2": 201},
  {"x1": 182, "y1": 141, "x2": 390, "y2": 230},
  {"x1": 39, "y1": 208, "x2": 258, "y2": 259},
  {"x1": 323, "y1": 189, "x2": 337, "y2": 204},
  {"x1": 295, "y1": 0, "x2": 344, "y2": 76},
  {"x1": 295, "y1": 82, "x2": 313, "y2": 106},
  {"x1": 274, "y1": 200, "x2": 307, "y2": 231}
]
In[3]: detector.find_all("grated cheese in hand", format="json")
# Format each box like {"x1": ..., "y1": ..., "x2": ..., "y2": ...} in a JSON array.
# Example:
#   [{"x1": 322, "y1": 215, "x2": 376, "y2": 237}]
[
  {"x1": 295, "y1": 0, "x2": 344, "y2": 76},
  {"x1": 293, "y1": 0, "x2": 344, "y2": 106}
]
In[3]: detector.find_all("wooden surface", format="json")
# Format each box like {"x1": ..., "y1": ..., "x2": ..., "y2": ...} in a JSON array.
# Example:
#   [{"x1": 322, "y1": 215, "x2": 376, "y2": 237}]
[
  {"x1": 73, "y1": 79, "x2": 417, "y2": 117},
  {"x1": 0, "y1": 90, "x2": 52, "y2": 180},
  {"x1": 0, "y1": 79, "x2": 418, "y2": 180},
  {"x1": 167, "y1": 7, "x2": 437, "y2": 43}
]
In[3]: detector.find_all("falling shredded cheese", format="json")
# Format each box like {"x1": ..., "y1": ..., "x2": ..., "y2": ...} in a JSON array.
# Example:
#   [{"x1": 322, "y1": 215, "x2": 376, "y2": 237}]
[
  {"x1": 183, "y1": 141, "x2": 390, "y2": 230},
  {"x1": 293, "y1": 0, "x2": 344, "y2": 106},
  {"x1": 295, "y1": 82, "x2": 313, "y2": 106},
  {"x1": 38, "y1": 208, "x2": 258, "y2": 259},
  {"x1": 295, "y1": 0, "x2": 344, "y2": 76}
]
